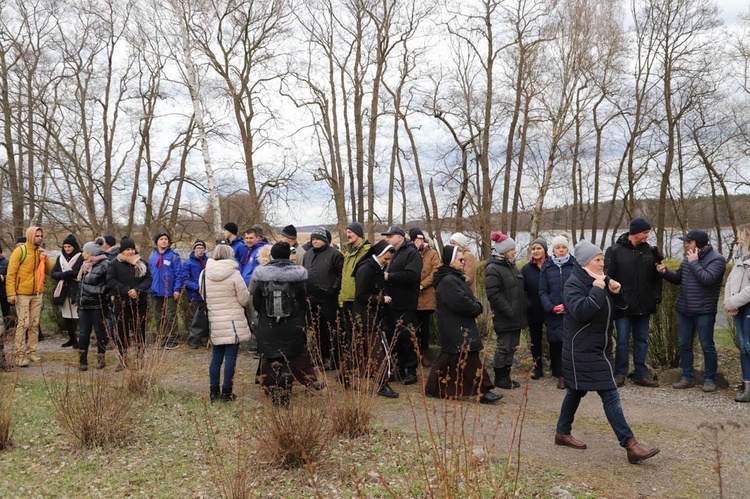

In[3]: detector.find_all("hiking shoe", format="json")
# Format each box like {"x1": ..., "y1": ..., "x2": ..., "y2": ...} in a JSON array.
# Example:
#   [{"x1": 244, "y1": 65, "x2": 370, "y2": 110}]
[
  {"x1": 702, "y1": 380, "x2": 717, "y2": 392},
  {"x1": 672, "y1": 377, "x2": 695, "y2": 389},
  {"x1": 162, "y1": 341, "x2": 179, "y2": 350},
  {"x1": 633, "y1": 377, "x2": 658, "y2": 387}
]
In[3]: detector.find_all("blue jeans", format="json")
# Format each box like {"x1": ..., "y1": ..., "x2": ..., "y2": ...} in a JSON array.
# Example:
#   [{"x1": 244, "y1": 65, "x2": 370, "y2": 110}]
[
  {"x1": 209, "y1": 343, "x2": 239, "y2": 390},
  {"x1": 677, "y1": 312, "x2": 717, "y2": 382},
  {"x1": 556, "y1": 388, "x2": 634, "y2": 446},
  {"x1": 736, "y1": 304, "x2": 750, "y2": 382},
  {"x1": 615, "y1": 315, "x2": 650, "y2": 378}
]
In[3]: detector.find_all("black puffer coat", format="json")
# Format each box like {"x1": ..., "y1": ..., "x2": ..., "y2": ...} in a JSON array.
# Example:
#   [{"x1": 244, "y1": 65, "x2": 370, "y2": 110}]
[
  {"x1": 252, "y1": 260, "x2": 309, "y2": 360},
  {"x1": 662, "y1": 245, "x2": 726, "y2": 315},
  {"x1": 78, "y1": 256, "x2": 110, "y2": 310},
  {"x1": 562, "y1": 265, "x2": 623, "y2": 391},
  {"x1": 604, "y1": 232, "x2": 662, "y2": 316},
  {"x1": 434, "y1": 266, "x2": 484, "y2": 354},
  {"x1": 485, "y1": 256, "x2": 528, "y2": 332},
  {"x1": 384, "y1": 241, "x2": 422, "y2": 311},
  {"x1": 521, "y1": 260, "x2": 544, "y2": 325},
  {"x1": 302, "y1": 244, "x2": 343, "y2": 302}
]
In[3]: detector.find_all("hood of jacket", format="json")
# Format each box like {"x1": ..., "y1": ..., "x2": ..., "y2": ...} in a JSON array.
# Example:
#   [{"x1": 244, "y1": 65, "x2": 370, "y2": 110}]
[
  {"x1": 252, "y1": 259, "x2": 308, "y2": 283},
  {"x1": 26, "y1": 226, "x2": 41, "y2": 247},
  {"x1": 205, "y1": 258, "x2": 239, "y2": 282}
]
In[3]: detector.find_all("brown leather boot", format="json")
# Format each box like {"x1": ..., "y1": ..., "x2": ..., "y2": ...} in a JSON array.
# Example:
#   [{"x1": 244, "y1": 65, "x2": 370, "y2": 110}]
[
  {"x1": 626, "y1": 437, "x2": 660, "y2": 464},
  {"x1": 555, "y1": 433, "x2": 587, "y2": 449}
]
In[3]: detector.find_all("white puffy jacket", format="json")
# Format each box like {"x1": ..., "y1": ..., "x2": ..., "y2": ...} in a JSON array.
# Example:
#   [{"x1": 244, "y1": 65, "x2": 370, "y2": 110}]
[
  {"x1": 201, "y1": 259, "x2": 251, "y2": 345},
  {"x1": 724, "y1": 255, "x2": 750, "y2": 311}
]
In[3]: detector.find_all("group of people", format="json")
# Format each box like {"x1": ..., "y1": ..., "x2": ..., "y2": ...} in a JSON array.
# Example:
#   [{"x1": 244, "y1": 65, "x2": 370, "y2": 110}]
[{"x1": 3, "y1": 216, "x2": 750, "y2": 463}]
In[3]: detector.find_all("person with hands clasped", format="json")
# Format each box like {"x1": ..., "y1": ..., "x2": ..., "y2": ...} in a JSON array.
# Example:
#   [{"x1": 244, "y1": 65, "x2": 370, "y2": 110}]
[
  {"x1": 658, "y1": 229, "x2": 726, "y2": 392},
  {"x1": 723, "y1": 224, "x2": 750, "y2": 402},
  {"x1": 555, "y1": 240, "x2": 659, "y2": 465}
]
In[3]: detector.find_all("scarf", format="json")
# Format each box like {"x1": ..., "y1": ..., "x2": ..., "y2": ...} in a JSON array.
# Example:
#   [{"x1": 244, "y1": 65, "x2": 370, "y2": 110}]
[
  {"x1": 552, "y1": 254, "x2": 571, "y2": 267},
  {"x1": 118, "y1": 253, "x2": 148, "y2": 277},
  {"x1": 77, "y1": 254, "x2": 107, "y2": 281},
  {"x1": 53, "y1": 251, "x2": 82, "y2": 298},
  {"x1": 584, "y1": 267, "x2": 605, "y2": 281},
  {"x1": 530, "y1": 256, "x2": 546, "y2": 269}
]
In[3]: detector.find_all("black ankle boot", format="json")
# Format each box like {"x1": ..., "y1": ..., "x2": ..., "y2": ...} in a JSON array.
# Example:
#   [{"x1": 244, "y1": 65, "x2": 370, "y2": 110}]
[
  {"x1": 78, "y1": 350, "x2": 88, "y2": 371},
  {"x1": 531, "y1": 358, "x2": 544, "y2": 380},
  {"x1": 210, "y1": 386, "x2": 220, "y2": 403},
  {"x1": 221, "y1": 385, "x2": 237, "y2": 402}
]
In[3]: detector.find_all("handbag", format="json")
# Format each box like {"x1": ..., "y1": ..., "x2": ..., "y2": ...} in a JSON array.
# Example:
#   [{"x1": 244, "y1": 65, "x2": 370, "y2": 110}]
[{"x1": 190, "y1": 272, "x2": 210, "y2": 340}]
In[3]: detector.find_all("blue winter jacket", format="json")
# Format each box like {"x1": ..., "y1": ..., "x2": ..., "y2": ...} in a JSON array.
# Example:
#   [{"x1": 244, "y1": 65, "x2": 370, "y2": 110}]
[
  {"x1": 181, "y1": 252, "x2": 209, "y2": 302},
  {"x1": 241, "y1": 238, "x2": 270, "y2": 286},
  {"x1": 662, "y1": 245, "x2": 726, "y2": 315},
  {"x1": 230, "y1": 237, "x2": 248, "y2": 272},
  {"x1": 148, "y1": 247, "x2": 184, "y2": 297},
  {"x1": 538, "y1": 256, "x2": 577, "y2": 343}
]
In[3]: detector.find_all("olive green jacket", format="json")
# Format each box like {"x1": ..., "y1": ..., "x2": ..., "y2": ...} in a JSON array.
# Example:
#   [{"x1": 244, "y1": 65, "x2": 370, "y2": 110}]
[{"x1": 338, "y1": 239, "x2": 371, "y2": 306}]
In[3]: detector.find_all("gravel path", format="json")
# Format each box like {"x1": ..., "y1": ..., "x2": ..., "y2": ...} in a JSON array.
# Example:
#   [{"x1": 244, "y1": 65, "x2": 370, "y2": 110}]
[{"x1": 25, "y1": 336, "x2": 750, "y2": 498}]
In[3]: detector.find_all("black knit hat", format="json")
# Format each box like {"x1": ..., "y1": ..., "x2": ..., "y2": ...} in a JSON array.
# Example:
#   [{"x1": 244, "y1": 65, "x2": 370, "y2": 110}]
[
  {"x1": 62, "y1": 234, "x2": 79, "y2": 249},
  {"x1": 281, "y1": 225, "x2": 297, "y2": 239},
  {"x1": 346, "y1": 222, "x2": 365, "y2": 239},
  {"x1": 103, "y1": 235, "x2": 117, "y2": 247},
  {"x1": 120, "y1": 237, "x2": 136, "y2": 252},
  {"x1": 223, "y1": 222, "x2": 238, "y2": 235},
  {"x1": 629, "y1": 217, "x2": 652, "y2": 235},
  {"x1": 153, "y1": 232, "x2": 170, "y2": 245},
  {"x1": 271, "y1": 241, "x2": 292, "y2": 260},
  {"x1": 192, "y1": 240, "x2": 206, "y2": 250},
  {"x1": 409, "y1": 227, "x2": 424, "y2": 241}
]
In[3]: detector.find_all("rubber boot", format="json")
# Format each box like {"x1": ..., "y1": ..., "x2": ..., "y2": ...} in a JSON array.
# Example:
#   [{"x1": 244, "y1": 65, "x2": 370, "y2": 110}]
[
  {"x1": 626, "y1": 437, "x2": 660, "y2": 464},
  {"x1": 221, "y1": 385, "x2": 237, "y2": 402},
  {"x1": 96, "y1": 354, "x2": 106, "y2": 370},
  {"x1": 210, "y1": 386, "x2": 220, "y2": 404},
  {"x1": 17, "y1": 351, "x2": 30, "y2": 368},
  {"x1": 78, "y1": 350, "x2": 88, "y2": 371}
]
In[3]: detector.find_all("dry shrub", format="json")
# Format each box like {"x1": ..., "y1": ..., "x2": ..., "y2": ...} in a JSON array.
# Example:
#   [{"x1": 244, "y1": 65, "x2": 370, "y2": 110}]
[
  {"x1": 404, "y1": 350, "x2": 529, "y2": 498},
  {"x1": 256, "y1": 400, "x2": 331, "y2": 468},
  {"x1": 316, "y1": 307, "x2": 392, "y2": 438},
  {"x1": 46, "y1": 368, "x2": 144, "y2": 448},
  {"x1": 195, "y1": 399, "x2": 256, "y2": 499},
  {"x1": 0, "y1": 370, "x2": 17, "y2": 450}
]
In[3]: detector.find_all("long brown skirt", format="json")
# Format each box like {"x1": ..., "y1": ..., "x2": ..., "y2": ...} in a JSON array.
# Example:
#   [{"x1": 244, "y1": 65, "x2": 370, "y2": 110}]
[
  {"x1": 258, "y1": 346, "x2": 318, "y2": 388},
  {"x1": 424, "y1": 351, "x2": 494, "y2": 400}
]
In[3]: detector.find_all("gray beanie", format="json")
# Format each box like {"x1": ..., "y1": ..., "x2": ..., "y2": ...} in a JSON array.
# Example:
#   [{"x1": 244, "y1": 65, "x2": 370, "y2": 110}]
[
  {"x1": 493, "y1": 235, "x2": 515, "y2": 255},
  {"x1": 530, "y1": 237, "x2": 548, "y2": 254},
  {"x1": 83, "y1": 241, "x2": 105, "y2": 256},
  {"x1": 574, "y1": 240, "x2": 602, "y2": 267}
]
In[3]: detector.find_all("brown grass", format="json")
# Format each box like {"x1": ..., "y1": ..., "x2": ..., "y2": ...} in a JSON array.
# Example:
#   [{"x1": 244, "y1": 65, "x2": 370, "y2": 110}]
[
  {"x1": 45, "y1": 368, "x2": 144, "y2": 448},
  {"x1": 0, "y1": 369, "x2": 17, "y2": 450}
]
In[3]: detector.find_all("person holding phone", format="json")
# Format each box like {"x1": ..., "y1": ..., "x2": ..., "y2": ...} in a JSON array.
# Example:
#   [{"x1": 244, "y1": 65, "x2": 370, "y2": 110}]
[{"x1": 657, "y1": 230, "x2": 726, "y2": 392}]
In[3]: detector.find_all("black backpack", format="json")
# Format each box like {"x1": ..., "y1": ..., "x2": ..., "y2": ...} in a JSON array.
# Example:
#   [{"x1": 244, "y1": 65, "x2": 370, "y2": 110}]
[{"x1": 263, "y1": 280, "x2": 295, "y2": 321}]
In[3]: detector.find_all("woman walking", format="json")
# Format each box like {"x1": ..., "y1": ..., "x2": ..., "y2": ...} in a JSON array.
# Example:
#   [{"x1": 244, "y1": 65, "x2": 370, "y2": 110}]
[
  {"x1": 539, "y1": 235, "x2": 577, "y2": 389},
  {"x1": 521, "y1": 237, "x2": 548, "y2": 380},
  {"x1": 107, "y1": 238, "x2": 151, "y2": 371},
  {"x1": 554, "y1": 240, "x2": 659, "y2": 464},
  {"x1": 202, "y1": 244, "x2": 251, "y2": 402},
  {"x1": 76, "y1": 239, "x2": 110, "y2": 370},
  {"x1": 425, "y1": 246, "x2": 501, "y2": 404},
  {"x1": 723, "y1": 223, "x2": 750, "y2": 402},
  {"x1": 51, "y1": 234, "x2": 83, "y2": 348},
  {"x1": 485, "y1": 232, "x2": 527, "y2": 389}
]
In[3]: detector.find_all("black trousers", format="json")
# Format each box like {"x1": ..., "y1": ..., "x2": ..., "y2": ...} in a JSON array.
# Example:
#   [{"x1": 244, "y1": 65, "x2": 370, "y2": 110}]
[
  {"x1": 308, "y1": 298, "x2": 339, "y2": 363},
  {"x1": 390, "y1": 308, "x2": 418, "y2": 371},
  {"x1": 78, "y1": 307, "x2": 107, "y2": 354},
  {"x1": 416, "y1": 309, "x2": 434, "y2": 352}
]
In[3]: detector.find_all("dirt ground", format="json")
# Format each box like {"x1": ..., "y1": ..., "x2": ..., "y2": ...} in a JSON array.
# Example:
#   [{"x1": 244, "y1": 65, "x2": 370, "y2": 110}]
[{"x1": 24, "y1": 336, "x2": 750, "y2": 498}]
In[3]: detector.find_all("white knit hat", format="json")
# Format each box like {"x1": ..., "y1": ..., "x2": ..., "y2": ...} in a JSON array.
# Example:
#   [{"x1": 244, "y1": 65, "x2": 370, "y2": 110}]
[
  {"x1": 449, "y1": 232, "x2": 469, "y2": 248},
  {"x1": 551, "y1": 235, "x2": 569, "y2": 250}
]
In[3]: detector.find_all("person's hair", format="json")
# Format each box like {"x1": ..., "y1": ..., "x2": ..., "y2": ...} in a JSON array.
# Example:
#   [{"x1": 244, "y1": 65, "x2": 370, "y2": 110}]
[
  {"x1": 258, "y1": 245, "x2": 272, "y2": 266},
  {"x1": 244, "y1": 228, "x2": 258, "y2": 236},
  {"x1": 737, "y1": 224, "x2": 750, "y2": 249},
  {"x1": 212, "y1": 244, "x2": 234, "y2": 261}
]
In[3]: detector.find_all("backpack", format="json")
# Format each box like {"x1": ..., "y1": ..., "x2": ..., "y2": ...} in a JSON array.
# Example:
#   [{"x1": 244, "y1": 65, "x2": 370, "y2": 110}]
[{"x1": 263, "y1": 280, "x2": 295, "y2": 321}]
